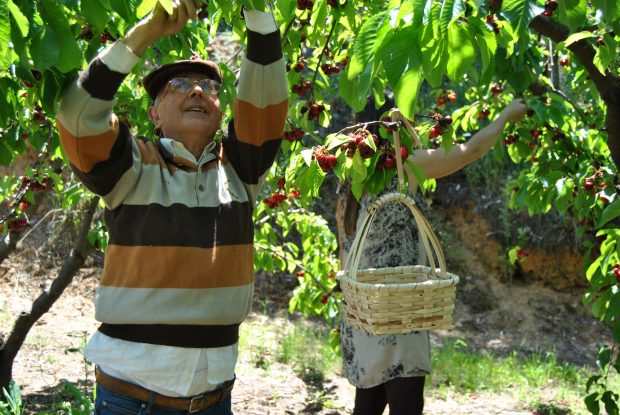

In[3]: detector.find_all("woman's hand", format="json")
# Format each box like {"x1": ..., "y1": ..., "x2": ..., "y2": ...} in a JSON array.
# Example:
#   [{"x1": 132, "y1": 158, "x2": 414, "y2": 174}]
[{"x1": 501, "y1": 99, "x2": 528, "y2": 123}]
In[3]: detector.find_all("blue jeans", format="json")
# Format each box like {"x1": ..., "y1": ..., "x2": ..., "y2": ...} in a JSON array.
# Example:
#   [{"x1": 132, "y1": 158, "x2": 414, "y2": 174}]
[{"x1": 94, "y1": 385, "x2": 234, "y2": 415}]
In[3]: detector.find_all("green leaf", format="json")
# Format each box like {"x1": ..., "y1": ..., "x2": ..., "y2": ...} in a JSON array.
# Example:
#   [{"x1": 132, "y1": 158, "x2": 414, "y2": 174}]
[
  {"x1": 40, "y1": 0, "x2": 81, "y2": 73},
  {"x1": 381, "y1": 25, "x2": 421, "y2": 88},
  {"x1": 0, "y1": 0, "x2": 12, "y2": 71},
  {"x1": 585, "y1": 392, "x2": 601, "y2": 415},
  {"x1": 598, "y1": 200, "x2": 620, "y2": 228},
  {"x1": 394, "y1": 67, "x2": 423, "y2": 120},
  {"x1": 8, "y1": 0, "x2": 27, "y2": 37},
  {"x1": 0, "y1": 139, "x2": 12, "y2": 166},
  {"x1": 557, "y1": 0, "x2": 587, "y2": 32},
  {"x1": 112, "y1": 0, "x2": 138, "y2": 24},
  {"x1": 446, "y1": 21, "x2": 476, "y2": 81},
  {"x1": 592, "y1": 0, "x2": 620, "y2": 24},
  {"x1": 158, "y1": 0, "x2": 174, "y2": 14},
  {"x1": 502, "y1": 0, "x2": 535, "y2": 35},
  {"x1": 439, "y1": 0, "x2": 456, "y2": 39},
  {"x1": 338, "y1": 64, "x2": 373, "y2": 112},
  {"x1": 563, "y1": 31, "x2": 596, "y2": 47},
  {"x1": 30, "y1": 25, "x2": 60, "y2": 71},
  {"x1": 411, "y1": 0, "x2": 428, "y2": 28},
  {"x1": 348, "y1": 11, "x2": 389, "y2": 79},
  {"x1": 82, "y1": 0, "x2": 111, "y2": 31}
]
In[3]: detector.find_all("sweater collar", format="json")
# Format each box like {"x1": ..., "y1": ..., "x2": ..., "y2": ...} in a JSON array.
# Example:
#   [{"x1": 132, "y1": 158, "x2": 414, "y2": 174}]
[{"x1": 157, "y1": 138, "x2": 218, "y2": 170}]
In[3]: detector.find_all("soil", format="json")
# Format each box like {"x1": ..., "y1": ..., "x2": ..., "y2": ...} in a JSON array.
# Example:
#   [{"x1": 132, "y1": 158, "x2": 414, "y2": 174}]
[{"x1": 0, "y1": 193, "x2": 613, "y2": 415}]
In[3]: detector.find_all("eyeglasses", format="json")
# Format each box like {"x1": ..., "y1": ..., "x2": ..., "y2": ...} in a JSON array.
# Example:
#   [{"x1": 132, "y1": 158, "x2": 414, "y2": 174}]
[{"x1": 156, "y1": 77, "x2": 221, "y2": 103}]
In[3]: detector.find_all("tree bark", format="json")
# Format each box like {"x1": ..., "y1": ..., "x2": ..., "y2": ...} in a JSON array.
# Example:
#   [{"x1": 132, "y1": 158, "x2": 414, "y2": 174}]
[
  {"x1": 0, "y1": 197, "x2": 99, "y2": 396},
  {"x1": 529, "y1": 15, "x2": 620, "y2": 168}
]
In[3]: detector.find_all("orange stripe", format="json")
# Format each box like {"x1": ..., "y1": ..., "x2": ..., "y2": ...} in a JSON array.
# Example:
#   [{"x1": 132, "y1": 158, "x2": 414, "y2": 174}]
[
  {"x1": 233, "y1": 99, "x2": 288, "y2": 145},
  {"x1": 101, "y1": 244, "x2": 254, "y2": 288},
  {"x1": 57, "y1": 117, "x2": 120, "y2": 173}
]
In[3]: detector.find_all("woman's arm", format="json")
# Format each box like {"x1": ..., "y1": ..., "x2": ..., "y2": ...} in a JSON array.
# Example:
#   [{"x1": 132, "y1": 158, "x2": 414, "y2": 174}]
[{"x1": 409, "y1": 100, "x2": 528, "y2": 179}]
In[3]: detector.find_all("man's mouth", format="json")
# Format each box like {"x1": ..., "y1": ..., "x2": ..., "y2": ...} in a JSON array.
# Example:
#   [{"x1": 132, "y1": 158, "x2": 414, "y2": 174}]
[{"x1": 185, "y1": 107, "x2": 206, "y2": 113}]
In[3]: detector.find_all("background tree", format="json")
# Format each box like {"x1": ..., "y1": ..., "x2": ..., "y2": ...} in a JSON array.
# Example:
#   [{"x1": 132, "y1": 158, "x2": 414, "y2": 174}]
[{"x1": 0, "y1": 0, "x2": 618, "y2": 412}]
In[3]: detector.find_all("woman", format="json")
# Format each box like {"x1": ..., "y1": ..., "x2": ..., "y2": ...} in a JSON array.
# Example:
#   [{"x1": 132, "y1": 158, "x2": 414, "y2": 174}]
[{"x1": 337, "y1": 99, "x2": 528, "y2": 415}]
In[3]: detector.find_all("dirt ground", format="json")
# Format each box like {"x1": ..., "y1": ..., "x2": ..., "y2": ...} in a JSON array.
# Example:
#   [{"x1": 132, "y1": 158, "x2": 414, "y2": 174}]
[{"x1": 0, "y1": 201, "x2": 614, "y2": 415}]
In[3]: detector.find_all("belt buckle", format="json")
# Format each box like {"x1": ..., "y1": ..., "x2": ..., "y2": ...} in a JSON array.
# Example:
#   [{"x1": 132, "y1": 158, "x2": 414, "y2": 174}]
[{"x1": 188, "y1": 394, "x2": 205, "y2": 413}]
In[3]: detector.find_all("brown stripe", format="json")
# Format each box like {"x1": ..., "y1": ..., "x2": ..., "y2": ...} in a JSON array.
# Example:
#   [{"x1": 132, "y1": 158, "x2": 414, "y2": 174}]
[
  {"x1": 57, "y1": 117, "x2": 120, "y2": 173},
  {"x1": 101, "y1": 244, "x2": 254, "y2": 288},
  {"x1": 233, "y1": 99, "x2": 287, "y2": 145}
]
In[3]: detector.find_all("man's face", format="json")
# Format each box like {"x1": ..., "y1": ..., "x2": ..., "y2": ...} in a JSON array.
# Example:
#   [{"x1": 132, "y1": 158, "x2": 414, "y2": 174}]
[{"x1": 150, "y1": 72, "x2": 222, "y2": 145}]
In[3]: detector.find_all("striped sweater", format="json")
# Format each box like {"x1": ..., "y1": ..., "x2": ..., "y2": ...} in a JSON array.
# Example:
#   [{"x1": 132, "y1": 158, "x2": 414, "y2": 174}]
[{"x1": 56, "y1": 22, "x2": 288, "y2": 349}]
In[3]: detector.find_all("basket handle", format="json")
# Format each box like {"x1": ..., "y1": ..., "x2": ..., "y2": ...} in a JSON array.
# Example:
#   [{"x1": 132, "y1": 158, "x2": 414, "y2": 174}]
[{"x1": 344, "y1": 192, "x2": 447, "y2": 281}]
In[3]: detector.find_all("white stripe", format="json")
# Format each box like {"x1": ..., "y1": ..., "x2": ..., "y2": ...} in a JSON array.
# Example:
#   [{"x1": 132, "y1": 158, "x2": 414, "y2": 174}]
[
  {"x1": 236, "y1": 58, "x2": 288, "y2": 108},
  {"x1": 99, "y1": 41, "x2": 140, "y2": 74},
  {"x1": 94, "y1": 284, "x2": 253, "y2": 325}
]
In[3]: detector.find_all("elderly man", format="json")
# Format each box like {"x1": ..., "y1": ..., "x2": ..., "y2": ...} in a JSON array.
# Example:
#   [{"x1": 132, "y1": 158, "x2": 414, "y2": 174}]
[{"x1": 55, "y1": 0, "x2": 287, "y2": 413}]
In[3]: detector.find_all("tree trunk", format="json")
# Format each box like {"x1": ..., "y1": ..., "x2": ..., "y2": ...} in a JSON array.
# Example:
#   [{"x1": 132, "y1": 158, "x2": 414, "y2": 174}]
[{"x1": 0, "y1": 197, "x2": 99, "y2": 396}]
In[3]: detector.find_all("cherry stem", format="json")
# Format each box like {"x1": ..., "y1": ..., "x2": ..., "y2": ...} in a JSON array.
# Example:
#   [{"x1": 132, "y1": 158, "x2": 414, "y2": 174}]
[
  {"x1": 308, "y1": 16, "x2": 338, "y2": 100},
  {"x1": 335, "y1": 120, "x2": 401, "y2": 135}
]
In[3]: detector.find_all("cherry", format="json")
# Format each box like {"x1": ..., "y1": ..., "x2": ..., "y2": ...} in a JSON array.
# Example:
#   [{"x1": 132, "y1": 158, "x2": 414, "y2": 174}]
[
  {"x1": 31, "y1": 70, "x2": 42, "y2": 81},
  {"x1": 320, "y1": 294, "x2": 330, "y2": 304},
  {"x1": 400, "y1": 147, "x2": 409, "y2": 160},
  {"x1": 296, "y1": 0, "x2": 314, "y2": 10},
  {"x1": 559, "y1": 56, "x2": 569, "y2": 67},
  {"x1": 383, "y1": 157, "x2": 395, "y2": 169},
  {"x1": 517, "y1": 248, "x2": 528, "y2": 258},
  {"x1": 198, "y1": 3, "x2": 208, "y2": 19},
  {"x1": 583, "y1": 180, "x2": 595, "y2": 191},
  {"x1": 491, "y1": 84, "x2": 503, "y2": 95},
  {"x1": 438, "y1": 116, "x2": 452, "y2": 127},
  {"x1": 277, "y1": 178, "x2": 286, "y2": 188},
  {"x1": 477, "y1": 108, "x2": 491, "y2": 121},
  {"x1": 429, "y1": 125, "x2": 442, "y2": 139},
  {"x1": 327, "y1": 0, "x2": 338, "y2": 8},
  {"x1": 294, "y1": 59, "x2": 306, "y2": 72}
]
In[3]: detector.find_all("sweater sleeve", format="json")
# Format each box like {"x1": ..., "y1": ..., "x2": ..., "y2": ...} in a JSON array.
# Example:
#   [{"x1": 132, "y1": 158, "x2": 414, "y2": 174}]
[
  {"x1": 223, "y1": 8, "x2": 288, "y2": 204},
  {"x1": 56, "y1": 41, "x2": 141, "y2": 206}
]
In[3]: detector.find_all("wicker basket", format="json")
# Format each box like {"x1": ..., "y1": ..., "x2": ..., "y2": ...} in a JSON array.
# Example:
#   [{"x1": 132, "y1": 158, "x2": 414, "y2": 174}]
[{"x1": 337, "y1": 192, "x2": 460, "y2": 335}]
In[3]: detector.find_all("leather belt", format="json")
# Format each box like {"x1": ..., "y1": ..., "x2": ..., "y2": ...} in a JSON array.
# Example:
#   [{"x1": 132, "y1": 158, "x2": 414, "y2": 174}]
[{"x1": 95, "y1": 369, "x2": 234, "y2": 413}]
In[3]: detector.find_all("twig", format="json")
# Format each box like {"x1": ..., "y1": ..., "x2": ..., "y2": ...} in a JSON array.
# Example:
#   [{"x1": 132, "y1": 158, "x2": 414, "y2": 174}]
[
  {"x1": 16, "y1": 209, "x2": 62, "y2": 249},
  {"x1": 308, "y1": 16, "x2": 339, "y2": 100}
]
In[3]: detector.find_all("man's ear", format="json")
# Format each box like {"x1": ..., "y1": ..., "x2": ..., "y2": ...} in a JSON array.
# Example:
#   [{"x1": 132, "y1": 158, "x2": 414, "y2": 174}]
[{"x1": 148, "y1": 106, "x2": 161, "y2": 126}]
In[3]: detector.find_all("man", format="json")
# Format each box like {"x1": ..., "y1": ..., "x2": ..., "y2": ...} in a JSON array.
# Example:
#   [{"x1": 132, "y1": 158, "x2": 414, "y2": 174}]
[{"x1": 55, "y1": 0, "x2": 288, "y2": 413}]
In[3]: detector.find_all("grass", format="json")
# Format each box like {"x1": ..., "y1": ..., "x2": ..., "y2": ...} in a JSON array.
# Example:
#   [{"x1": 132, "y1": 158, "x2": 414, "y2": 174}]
[
  {"x1": 430, "y1": 339, "x2": 620, "y2": 413},
  {"x1": 239, "y1": 315, "x2": 340, "y2": 386}
]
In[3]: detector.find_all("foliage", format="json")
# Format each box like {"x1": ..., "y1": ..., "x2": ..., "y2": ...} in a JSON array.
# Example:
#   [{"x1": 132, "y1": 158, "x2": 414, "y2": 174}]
[
  {"x1": 0, "y1": 381, "x2": 22, "y2": 415},
  {"x1": 0, "y1": 0, "x2": 619, "y2": 412}
]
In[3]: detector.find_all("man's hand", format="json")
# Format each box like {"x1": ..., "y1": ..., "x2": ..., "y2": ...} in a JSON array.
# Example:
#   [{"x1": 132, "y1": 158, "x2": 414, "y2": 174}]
[
  {"x1": 144, "y1": 0, "x2": 202, "y2": 39},
  {"x1": 501, "y1": 99, "x2": 528, "y2": 123},
  {"x1": 122, "y1": 0, "x2": 202, "y2": 56}
]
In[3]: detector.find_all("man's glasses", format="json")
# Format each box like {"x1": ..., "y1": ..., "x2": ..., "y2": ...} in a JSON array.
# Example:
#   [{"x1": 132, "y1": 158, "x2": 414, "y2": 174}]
[{"x1": 156, "y1": 77, "x2": 221, "y2": 103}]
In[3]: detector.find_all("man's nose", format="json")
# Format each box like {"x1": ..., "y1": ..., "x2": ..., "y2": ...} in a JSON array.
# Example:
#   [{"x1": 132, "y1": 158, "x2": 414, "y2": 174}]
[{"x1": 189, "y1": 85, "x2": 205, "y2": 97}]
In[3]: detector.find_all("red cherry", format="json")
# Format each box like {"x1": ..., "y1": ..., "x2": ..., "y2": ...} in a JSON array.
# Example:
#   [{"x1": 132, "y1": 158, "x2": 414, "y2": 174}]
[
  {"x1": 327, "y1": 154, "x2": 337, "y2": 167},
  {"x1": 383, "y1": 157, "x2": 396, "y2": 169},
  {"x1": 400, "y1": 147, "x2": 409, "y2": 160}
]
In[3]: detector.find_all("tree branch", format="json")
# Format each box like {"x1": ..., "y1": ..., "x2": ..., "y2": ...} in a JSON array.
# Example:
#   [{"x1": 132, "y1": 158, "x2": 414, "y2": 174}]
[
  {"x1": 0, "y1": 197, "x2": 100, "y2": 393},
  {"x1": 529, "y1": 14, "x2": 620, "y2": 167}
]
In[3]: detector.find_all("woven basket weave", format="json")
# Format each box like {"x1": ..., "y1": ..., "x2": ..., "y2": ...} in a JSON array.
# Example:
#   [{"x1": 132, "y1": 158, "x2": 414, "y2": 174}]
[{"x1": 337, "y1": 192, "x2": 460, "y2": 335}]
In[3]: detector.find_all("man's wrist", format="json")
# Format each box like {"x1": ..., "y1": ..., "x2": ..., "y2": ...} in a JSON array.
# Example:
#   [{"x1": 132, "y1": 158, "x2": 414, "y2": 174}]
[{"x1": 121, "y1": 20, "x2": 160, "y2": 56}]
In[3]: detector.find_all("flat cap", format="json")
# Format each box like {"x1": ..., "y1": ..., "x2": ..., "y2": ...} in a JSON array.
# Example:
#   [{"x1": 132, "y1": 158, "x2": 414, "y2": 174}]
[{"x1": 142, "y1": 59, "x2": 223, "y2": 100}]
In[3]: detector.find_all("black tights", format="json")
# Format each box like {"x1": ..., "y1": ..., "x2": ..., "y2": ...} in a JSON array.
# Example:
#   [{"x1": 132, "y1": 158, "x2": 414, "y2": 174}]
[{"x1": 352, "y1": 376, "x2": 425, "y2": 415}]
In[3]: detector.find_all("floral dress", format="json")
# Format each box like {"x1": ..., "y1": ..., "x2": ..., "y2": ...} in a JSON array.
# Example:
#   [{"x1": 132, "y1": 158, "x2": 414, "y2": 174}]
[{"x1": 338, "y1": 184, "x2": 432, "y2": 389}]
